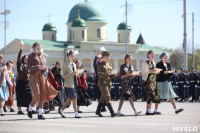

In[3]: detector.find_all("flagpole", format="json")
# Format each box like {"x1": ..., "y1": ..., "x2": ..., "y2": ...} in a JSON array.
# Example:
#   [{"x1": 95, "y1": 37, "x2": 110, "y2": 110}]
[
  {"x1": 125, "y1": 0, "x2": 128, "y2": 54},
  {"x1": 183, "y1": 0, "x2": 187, "y2": 70}
]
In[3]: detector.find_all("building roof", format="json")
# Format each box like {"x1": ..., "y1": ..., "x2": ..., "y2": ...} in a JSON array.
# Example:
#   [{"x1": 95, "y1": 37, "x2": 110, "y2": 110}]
[
  {"x1": 117, "y1": 22, "x2": 132, "y2": 30},
  {"x1": 136, "y1": 33, "x2": 146, "y2": 44},
  {"x1": 16, "y1": 39, "x2": 66, "y2": 50},
  {"x1": 67, "y1": 1, "x2": 106, "y2": 23},
  {"x1": 72, "y1": 18, "x2": 87, "y2": 27},
  {"x1": 138, "y1": 44, "x2": 164, "y2": 54},
  {"x1": 42, "y1": 23, "x2": 57, "y2": 31}
]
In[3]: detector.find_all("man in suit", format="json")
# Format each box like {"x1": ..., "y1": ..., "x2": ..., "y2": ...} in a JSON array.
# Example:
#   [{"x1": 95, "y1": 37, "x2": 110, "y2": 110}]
[{"x1": 177, "y1": 67, "x2": 187, "y2": 102}]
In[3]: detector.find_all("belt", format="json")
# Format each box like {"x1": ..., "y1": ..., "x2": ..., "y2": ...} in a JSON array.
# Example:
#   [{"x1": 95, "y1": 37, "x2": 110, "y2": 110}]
[
  {"x1": 133, "y1": 82, "x2": 139, "y2": 84},
  {"x1": 179, "y1": 81, "x2": 184, "y2": 83},
  {"x1": 190, "y1": 81, "x2": 195, "y2": 83}
]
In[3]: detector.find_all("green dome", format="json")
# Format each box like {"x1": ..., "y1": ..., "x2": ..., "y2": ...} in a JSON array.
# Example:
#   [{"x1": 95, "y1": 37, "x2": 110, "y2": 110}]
[
  {"x1": 67, "y1": 1, "x2": 105, "y2": 23},
  {"x1": 72, "y1": 18, "x2": 87, "y2": 27},
  {"x1": 42, "y1": 23, "x2": 57, "y2": 31},
  {"x1": 117, "y1": 22, "x2": 132, "y2": 31}
]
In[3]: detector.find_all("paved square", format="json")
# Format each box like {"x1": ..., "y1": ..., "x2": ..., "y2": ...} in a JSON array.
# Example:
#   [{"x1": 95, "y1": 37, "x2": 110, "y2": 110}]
[{"x1": 0, "y1": 101, "x2": 200, "y2": 133}]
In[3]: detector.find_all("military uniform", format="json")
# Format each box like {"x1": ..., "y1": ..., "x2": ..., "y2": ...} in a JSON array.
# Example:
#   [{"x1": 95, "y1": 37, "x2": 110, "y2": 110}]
[
  {"x1": 170, "y1": 73, "x2": 179, "y2": 99},
  {"x1": 132, "y1": 75, "x2": 142, "y2": 101},
  {"x1": 95, "y1": 51, "x2": 117, "y2": 117},
  {"x1": 177, "y1": 71, "x2": 187, "y2": 101},
  {"x1": 189, "y1": 70, "x2": 198, "y2": 102}
]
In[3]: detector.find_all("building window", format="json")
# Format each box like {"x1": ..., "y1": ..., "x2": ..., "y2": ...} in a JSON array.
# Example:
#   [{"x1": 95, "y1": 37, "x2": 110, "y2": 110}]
[
  {"x1": 97, "y1": 28, "x2": 101, "y2": 39},
  {"x1": 72, "y1": 30, "x2": 74, "y2": 40},
  {"x1": 43, "y1": 35, "x2": 45, "y2": 40},
  {"x1": 70, "y1": 29, "x2": 72, "y2": 40},
  {"x1": 118, "y1": 33, "x2": 120, "y2": 42},
  {"x1": 52, "y1": 34, "x2": 54, "y2": 41},
  {"x1": 82, "y1": 31, "x2": 84, "y2": 39}
]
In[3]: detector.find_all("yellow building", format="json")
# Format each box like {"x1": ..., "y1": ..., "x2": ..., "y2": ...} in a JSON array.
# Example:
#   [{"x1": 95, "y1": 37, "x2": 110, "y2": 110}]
[{"x1": 0, "y1": 0, "x2": 164, "y2": 71}]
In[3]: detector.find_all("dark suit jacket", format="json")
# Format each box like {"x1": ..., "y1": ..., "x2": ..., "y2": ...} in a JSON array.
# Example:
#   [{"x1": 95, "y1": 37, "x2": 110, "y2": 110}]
[
  {"x1": 27, "y1": 52, "x2": 45, "y2": 75},
  {"x1": 156, "y1": 60, "x2": 173, "y2": 82}
]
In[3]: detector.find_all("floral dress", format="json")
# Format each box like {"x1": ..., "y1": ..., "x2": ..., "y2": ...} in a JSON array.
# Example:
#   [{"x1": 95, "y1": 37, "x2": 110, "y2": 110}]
[
  {"x1": 5, "y1": 69, "x2": 15, "y2": 107},
  {"x1": 142, "y1": 61, "x2": 160, "y2": 104},
  {"x1": 120, "y1": 64, "x2": 134, "y2": 100}
]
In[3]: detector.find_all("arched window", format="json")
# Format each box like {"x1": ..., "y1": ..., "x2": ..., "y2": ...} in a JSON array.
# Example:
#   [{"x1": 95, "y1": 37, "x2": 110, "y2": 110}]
[
  {"x1": 52, "y1": 34, "x2": 54, "y2": 41},
  {"x1": 82, "y1": 31, "x2": 84, "y2": 39},
  {"x1": 97, "y1": 28, "x2": 101, "y2": 39},
  {"x1": 118, "y1": 33, "x2": 120, "y2": 42},
  {"x1": 70, "y1": 29, "x2": 72, "y2": 40}
]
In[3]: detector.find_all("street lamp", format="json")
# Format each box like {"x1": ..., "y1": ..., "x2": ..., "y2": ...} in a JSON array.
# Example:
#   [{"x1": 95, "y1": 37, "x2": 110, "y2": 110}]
[{"x1": 0, "y1": 0, "x2": 11, "y2": 63}]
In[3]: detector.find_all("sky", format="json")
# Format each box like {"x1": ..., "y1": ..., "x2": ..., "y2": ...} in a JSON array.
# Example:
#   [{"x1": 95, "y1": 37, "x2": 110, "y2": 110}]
[{"x1": 0, "y1": 0, "x2": 199, "y2": 52}]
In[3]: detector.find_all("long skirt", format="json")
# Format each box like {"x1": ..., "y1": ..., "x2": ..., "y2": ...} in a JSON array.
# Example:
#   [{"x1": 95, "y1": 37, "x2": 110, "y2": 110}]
[
  {"x1": 5, "y1": 78, "x2": 15, "y2": 107},
  {"x1": 0, "y1": 82, "x2": 10, "y2": 101},
  {"x1": 16, "y1": 80, "x2": 32, "y2": 107},
  {"x1": 157, "y1": 81, "x2": 177, "y2": 99},
  {"x1": 29, "y1": 70, "x2": 59, "y2": 103},
  {"x1": 77, "y1": 86, "x2": 92, "y2": 106}
]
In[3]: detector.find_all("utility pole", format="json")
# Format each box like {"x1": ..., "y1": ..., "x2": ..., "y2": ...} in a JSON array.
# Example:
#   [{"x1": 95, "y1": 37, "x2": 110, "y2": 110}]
[
  {"x1": 192, "y1": 12, "x2": 194, "y2": 67},
  {"x1": 0, "y1": 0, "x2": 11, "y2": 63},
  {"x1": 183, "y1": 0, "x2": 187, "y2": 70},
  {"x1": 125, "y1": 0, "x2": 128, "y2": 54}
]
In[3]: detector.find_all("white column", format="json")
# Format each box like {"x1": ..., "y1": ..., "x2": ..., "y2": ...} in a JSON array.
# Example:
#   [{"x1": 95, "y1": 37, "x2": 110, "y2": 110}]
[
  {"x1": 114, "y1": 59, "x2": 118, "y2": 71},
  {"x1": 91, "y1": 58, "x2": 94, "y2": 72},
  {"x1": 136, "y1": 60, "x2": 140, "y2": 70}
]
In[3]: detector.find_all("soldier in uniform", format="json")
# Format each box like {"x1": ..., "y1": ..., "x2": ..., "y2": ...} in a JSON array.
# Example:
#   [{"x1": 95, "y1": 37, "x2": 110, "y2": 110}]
[
  {"x1": 95, "y1": 51, "x2": 117, "y2": 117},
  {"x1": 184, "y1": 69, "x2": 190, "y2": 101},
  {"x1": 86, "y1": 72, "x2": 93, "y2": 100},
  {"x1": 189, "y1": 66, "x2": 198, "y2": 102},
  {"x1": 114, "y1": 74, "x2": 121, "y2": 101},
  {"x1": 132, "y1": 72, "x2": 141, "y2": 101},
  {"x1": 177, "y1": 67, "x2": 187, "y2": 102},
  {"x1": 170, "y1": 69, "x2": 179, "y2": 101}
]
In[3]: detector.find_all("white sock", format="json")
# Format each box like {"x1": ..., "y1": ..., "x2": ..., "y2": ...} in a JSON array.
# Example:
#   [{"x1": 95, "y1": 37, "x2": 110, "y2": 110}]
[
  {"x1": 77, "y1": 106, "x2": 80, "y2": 112},
  {"x1": 117, "y1": 110, "x2": 121, "y2": 114},
  {"x1": 154, "y1": 109, "x2": 158, "y2": 113},
  {"x1": 134, "y1": 110, "x2": 138, "y2": 114},
  {"x1": 175, "y1": 108, "x2": 179, "y2": 111},
  {"x1": 28, "y1": 105, "x2": 32, "y2": 112},
  {"x1": 0, "y1": 108, "x2": 4, "y2": 114},
  {"x1": 75, "y1": 112, "x2": 79, "y2": 117},
  {"x1": 147, "y1": 109, "x2": 151, "y2": 113},
  {"x1": 60, "y1": 109, "x2": 64, "y2": 115},
  {"x1": 38, "y1": 108, "x2": 43, "y2": 115}
]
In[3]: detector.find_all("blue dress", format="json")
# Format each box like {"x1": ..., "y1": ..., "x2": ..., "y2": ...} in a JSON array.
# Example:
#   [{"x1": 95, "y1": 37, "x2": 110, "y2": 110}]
[{"x1": 0, "y1": 82, "x2": 10, "y2": 101}]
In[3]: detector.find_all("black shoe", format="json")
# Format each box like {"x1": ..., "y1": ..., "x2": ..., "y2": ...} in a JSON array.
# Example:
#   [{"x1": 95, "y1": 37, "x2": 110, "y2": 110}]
[
  {"x1": 106, "y1": 103, "x2": 117, "y2": 117},
  {"x1": 175, "y1": 108, "x2": 184, "y2": 114},
  {"x1": 45, "y1": 110, "x2": 50, "y2": 114},
  {"x1": 38, "y1": 115, "x2": 45, "y2": 120},
  {"x1": 96, "y1": 102, "x2": 104, "y2": 117},
  {"x1": 154, "y1": 111, "x2": 161, "y2": 115},
  {"x1": 32, "y1": 110, "x2": 37, "y2": 114},
  {"x1": 17, "y1": 111, "x2": 24, "y2": 115},
  {"x1": 3, "y1": 107, "x2": 7, "y2": 112},
  {"x1": 10, "y1": 109, "x2": 15, "y2": 112},
  {"x1": 27, "y1": 111, "x2": 32, "y2": 118},
  {"x1": 100, "y1": 104, "x2": 107, "y2": 112},
  {"x1": 146, "y1": 112, "x2": 155, "y2": 115},
  {"x1": 0, "y1": 114, "x2": 5, "y2": 116},
  {"x1": 75, "y1": 116, "x2": 81, "y2": 118},
  {"x1": 78, "y1": 111, "x2": 83, "y2": 113},
  {"x1": 58, "y1": 107, "x2": 66, "y2": 118}
]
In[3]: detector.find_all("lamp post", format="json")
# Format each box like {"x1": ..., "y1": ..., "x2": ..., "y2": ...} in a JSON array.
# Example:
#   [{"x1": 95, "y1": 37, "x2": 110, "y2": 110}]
[{"x1": 0, "y1": 0, "x2": 11, "y2": 63}]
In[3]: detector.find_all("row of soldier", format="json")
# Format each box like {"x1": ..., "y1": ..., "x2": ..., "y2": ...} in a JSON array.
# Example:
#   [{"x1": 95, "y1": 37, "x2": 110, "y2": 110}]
[{"x1": 85, "y1": 66, "x2": 200, "y2": 103}]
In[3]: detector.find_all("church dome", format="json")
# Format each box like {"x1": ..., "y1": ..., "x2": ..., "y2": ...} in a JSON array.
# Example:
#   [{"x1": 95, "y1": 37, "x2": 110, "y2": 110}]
[
  {"x1": 42, "y1": 23, "x2": 57, "y2": 31},
  {"x1": 117, "y1": 22, "x2": 132, "y2": 31},
  {"x1": 72, "y1": 18, "x2": 87, "y2": 27},
  {"x1": 67, "y1": 1, "x2": 105, "y2": 23}
]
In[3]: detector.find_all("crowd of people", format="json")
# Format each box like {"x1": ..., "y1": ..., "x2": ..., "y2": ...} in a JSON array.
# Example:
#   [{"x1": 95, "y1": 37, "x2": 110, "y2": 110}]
[{"x1": 1, "y1": 41, "x2": 199, "y2": 119}]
